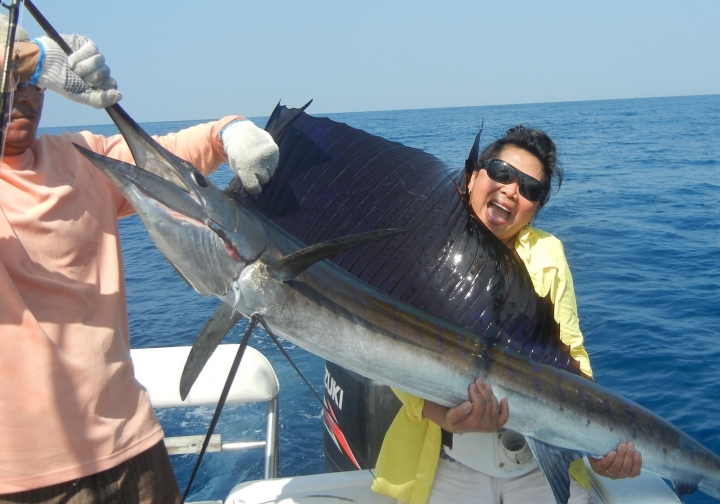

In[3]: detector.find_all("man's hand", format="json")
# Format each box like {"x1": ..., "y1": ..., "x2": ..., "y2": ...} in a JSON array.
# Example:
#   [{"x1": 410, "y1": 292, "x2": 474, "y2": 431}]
[
  {"x1": 63, "y1": 34, "x2": 117, "y2": 90},
  {"x1": 589, "y1": 442, "x2": 642, "y2": 479},
  {"x1": 32, "y1": 34, "x2": 121, "y2": 109},
  {"x1": 222, "y1": 119, "x2": 279, "y2": 196},
  {"x1": 424, "y1": 378, "x2": 509, "y2": 434}
]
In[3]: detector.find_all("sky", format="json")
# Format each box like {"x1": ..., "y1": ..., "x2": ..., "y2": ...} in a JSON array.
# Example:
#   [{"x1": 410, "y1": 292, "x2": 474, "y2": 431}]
[{"x1": 15, "y1": 0, "x2": 720, "y2": 128}]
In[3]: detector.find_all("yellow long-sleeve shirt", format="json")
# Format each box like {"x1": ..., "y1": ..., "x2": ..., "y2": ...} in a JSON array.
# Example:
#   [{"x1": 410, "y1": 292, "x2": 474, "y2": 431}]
[{"x1": 372, "y1": 225, "x2": 592, "y2": 504}]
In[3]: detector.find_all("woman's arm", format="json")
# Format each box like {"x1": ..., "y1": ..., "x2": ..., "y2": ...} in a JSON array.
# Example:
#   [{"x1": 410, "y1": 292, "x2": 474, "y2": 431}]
[
  {"x1": 422, "y1": 378, "x2": 509, "y2": 434},
  {"x1": 524, "y1": 229, "x2": 642, "y2": 478},
  {"x1": 588, "y1": 443, "x2": 643, "y2": 479}
]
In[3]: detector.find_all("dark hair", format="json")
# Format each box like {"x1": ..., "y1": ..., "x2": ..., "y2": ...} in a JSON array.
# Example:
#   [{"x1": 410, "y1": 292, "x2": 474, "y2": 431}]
[{"x1": 464, "y1": 125, "x2": 562, "y2": 207}]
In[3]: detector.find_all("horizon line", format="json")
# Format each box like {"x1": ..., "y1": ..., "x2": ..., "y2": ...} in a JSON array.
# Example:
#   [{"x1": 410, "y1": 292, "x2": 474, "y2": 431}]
[{"x1": 38, "y1": 92, "x2": 720, "y2": 132}]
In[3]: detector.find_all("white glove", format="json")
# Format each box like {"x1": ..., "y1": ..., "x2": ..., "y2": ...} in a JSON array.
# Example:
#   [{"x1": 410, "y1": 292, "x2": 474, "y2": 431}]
[
  {"x1": 221, "y1": 120, "x2": 279, "y2": 196},
  {"x1": 32, "y1": 34, "x2": 121, "y2": 109}
]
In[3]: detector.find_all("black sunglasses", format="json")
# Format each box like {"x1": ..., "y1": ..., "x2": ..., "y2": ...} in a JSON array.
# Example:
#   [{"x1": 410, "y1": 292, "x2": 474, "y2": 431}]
[{"x1": 482, "y1": 158, "x2": 547, "y2": 202}]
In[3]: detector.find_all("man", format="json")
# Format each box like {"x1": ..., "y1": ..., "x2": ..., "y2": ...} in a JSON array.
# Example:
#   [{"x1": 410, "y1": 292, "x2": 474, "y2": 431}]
[{"x1": 0, "y1": 16, "x2": 277, "y2": 503}]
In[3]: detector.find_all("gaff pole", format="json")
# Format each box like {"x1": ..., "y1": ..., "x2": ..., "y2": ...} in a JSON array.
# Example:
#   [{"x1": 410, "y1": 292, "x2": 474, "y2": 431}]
[
  {"x1": 0, "y1": 0, "x2": 21, "y2": 152},
  {"x1": 23, "y1": 0, "x2": 134, "y2": 120}
]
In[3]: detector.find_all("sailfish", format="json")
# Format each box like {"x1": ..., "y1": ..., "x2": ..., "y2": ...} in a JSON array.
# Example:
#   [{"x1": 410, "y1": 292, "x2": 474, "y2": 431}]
[
  {"x1": 235, "y1": 103, "x2": 585, "y2": 375},
  {"x1": 73, "y1": 102, "x2": 720, "y2": 503}
]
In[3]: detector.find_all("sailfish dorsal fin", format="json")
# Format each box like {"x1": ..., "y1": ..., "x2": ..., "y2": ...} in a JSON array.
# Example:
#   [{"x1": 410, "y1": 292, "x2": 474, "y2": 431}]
[{"x1": 227, "y1": 104, "x2": 586, "y2": 377}]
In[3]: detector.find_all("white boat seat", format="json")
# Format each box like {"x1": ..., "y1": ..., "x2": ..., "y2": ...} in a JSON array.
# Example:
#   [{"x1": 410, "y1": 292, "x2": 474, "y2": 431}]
[
  {"x1": 130, "y1": 344, "x2": 280, "y2": 480},
  {"x1": 131, "y1": 345, "x2": 279, "y2": 407},
  {"x1": 225, "y1": 470, "x2": 395, "y2": 504}
]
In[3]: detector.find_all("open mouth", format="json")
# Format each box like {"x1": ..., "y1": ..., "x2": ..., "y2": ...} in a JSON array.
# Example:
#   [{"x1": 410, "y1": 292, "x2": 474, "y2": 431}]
[
  {"x1": 222, "y1": 239, "x2": 243, "y2": 261},
  {"x1": 486, "y1": 200, "x2": 511, "y2": 223},
  {"x1": 208, "y1": 220, "x2": 245, "y2": 262}
]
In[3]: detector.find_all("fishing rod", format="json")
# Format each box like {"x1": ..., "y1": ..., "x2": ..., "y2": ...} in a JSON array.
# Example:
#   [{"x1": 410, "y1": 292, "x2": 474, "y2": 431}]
[
  {"x1": 0, "y1": 0, "x2": 22, "y2": 150},
  {"x1": 0, "y1": 0, "x2": 38, "y2": 275}
]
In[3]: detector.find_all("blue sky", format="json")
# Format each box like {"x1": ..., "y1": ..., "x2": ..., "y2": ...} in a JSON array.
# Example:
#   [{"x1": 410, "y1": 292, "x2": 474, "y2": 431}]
[{"x1": 18, "y1": 0, "x2": 720, "y2": 128}]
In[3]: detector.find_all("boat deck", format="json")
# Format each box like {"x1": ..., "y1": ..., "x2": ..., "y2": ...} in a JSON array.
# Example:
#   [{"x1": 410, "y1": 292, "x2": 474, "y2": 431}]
[{"x1": 225, "y1": 465, "x2": 681, "y2": 504}]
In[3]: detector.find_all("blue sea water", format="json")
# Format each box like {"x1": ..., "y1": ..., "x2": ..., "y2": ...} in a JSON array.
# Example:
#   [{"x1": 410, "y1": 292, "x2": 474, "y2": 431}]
[{"x1": 40, "y1": 94, "x2": 720, "y2": 503}]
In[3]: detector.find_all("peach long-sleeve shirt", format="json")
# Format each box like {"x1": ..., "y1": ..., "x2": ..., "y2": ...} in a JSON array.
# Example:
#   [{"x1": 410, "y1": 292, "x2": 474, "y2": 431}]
[{"x1": 0, "y1": 116, "x2": 239, "y2": 493}]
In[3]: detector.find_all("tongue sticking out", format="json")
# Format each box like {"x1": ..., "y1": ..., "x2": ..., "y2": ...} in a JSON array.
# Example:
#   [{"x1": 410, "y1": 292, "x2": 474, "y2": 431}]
[{"x1": 487, "y1": 202, "x2": 511, "y2": 223}]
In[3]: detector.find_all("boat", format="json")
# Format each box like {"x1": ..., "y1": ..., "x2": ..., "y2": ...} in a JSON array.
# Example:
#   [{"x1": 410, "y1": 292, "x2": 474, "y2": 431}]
[{"x1": 130, "y1": 344, "x2": 683, "y2": 504}]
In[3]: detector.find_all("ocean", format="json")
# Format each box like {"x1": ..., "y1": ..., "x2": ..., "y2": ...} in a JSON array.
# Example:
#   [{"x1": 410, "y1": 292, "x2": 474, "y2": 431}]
[{"x1": 39, "y1": 94, "x2": 720, "y2": 503}]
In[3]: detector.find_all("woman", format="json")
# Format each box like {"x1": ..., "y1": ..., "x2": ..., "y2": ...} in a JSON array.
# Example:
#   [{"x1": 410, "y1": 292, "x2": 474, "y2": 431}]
[{"x1": 372, "y1": 126, "x2": 643, "y2": 504}]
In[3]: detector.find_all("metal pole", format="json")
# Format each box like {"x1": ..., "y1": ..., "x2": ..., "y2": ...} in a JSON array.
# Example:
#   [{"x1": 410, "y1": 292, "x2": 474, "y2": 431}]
[
  {"x1": 22, "y1": 0, "x2": 71, "y2": 52},
  {"x1": 24, "y1": 0, "x2": 129, "y2": 121},
  {"x1": 0, "y1": 0, "x2": 21, "y2": 151}
]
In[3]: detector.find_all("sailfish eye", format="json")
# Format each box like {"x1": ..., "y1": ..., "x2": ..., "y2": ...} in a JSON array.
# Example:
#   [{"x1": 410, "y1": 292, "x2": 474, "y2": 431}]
[{"x1": 193, "y1": 170, "x2": 208, "y2": 188}]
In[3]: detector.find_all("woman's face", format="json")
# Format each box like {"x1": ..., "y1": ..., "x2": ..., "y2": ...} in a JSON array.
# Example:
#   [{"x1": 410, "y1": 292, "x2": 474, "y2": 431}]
[{"x1": 468, "y1": 145, "x2": 545, "y2": 248}]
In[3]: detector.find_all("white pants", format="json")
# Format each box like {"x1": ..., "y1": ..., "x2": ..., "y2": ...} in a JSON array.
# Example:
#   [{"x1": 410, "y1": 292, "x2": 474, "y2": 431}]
[{"x1": 426, "y1": 456, "x2": 594, "y2": 504}]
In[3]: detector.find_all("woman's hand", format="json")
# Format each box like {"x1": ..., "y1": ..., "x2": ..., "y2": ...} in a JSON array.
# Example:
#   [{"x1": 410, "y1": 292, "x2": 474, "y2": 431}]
[
  {"x1": 588, "y1": 442, "x2": 642, "y2": 479},
  {"x1": 423, "y1": 378, "x2": 509, "y2": 434}
]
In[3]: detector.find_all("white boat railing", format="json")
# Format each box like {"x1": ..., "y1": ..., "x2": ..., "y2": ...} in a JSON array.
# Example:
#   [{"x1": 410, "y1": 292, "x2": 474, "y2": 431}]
[{"x1": 130, "y1": 344, "x2": 280, "y2": 480}]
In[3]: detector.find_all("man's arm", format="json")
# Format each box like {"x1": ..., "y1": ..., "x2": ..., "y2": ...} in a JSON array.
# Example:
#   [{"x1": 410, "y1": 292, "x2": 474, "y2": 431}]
[
  {"x1": 2, "y1": 33, "x2": 120, "y2": 108},
  {"x1": 221, "y1": 119, "x2": 279, "y2": 196},
  {"x1": 31, "y1": 34, "x2": 121, "y2": 108},
  {"x1": 0, "y1": 41, "x2": 41, "y2": 83}
]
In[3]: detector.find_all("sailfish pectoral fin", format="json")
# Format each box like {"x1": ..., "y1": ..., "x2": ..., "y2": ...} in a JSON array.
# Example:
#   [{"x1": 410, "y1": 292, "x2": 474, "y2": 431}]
[
  {"x1": 180, "y1": 303, "x2": 244, "y2": 400},
  {"x1": 525, "y1": 436, "x2": 591, "y2": 504},
  {"x1": 672, "y1": 479, "x2": 699, "y2": 499},
  {"x1": 267, "y1": 229, "x2": 406, "y2": 282}
]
